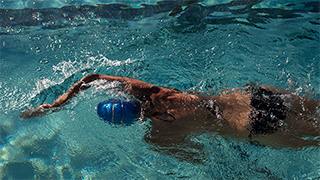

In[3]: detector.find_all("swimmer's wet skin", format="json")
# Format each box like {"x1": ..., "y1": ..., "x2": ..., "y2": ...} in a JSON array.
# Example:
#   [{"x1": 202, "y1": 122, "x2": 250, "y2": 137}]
[{"x1": 20, "y1": 73, "x2": 320, "y2": 162}]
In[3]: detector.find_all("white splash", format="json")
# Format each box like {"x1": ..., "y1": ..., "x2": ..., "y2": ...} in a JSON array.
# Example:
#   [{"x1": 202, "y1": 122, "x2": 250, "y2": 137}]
[
  {"x1": 52, "y1": 54, "x2": 137, "y2": 78},
  {"x1": 35, "y1": 78, "x2": 57, "y2": 94}
]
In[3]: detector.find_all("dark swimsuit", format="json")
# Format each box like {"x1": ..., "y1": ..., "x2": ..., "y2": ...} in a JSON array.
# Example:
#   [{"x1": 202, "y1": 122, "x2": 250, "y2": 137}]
[
  {"x1": 202, "y1": 85, "x2": 288, "y2": 136},
  {"x1": 246, "y1": 86, "x2": 288, "y2": 136}
]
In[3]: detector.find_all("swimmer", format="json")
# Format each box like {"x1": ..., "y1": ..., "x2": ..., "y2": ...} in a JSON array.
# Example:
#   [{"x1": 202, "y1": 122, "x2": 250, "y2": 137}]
[{"x1": 20, "y1": 73, "x2": 320, "y2": 162}]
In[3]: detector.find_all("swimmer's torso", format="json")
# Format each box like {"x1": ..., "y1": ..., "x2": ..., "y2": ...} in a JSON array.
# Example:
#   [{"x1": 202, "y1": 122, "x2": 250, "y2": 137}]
[
  {"x1": 143, "y1": 85, "x2": 319, "y2": 148},
  {"x1": 142, "y1": 87, "x2": 253, "y2": 139}
]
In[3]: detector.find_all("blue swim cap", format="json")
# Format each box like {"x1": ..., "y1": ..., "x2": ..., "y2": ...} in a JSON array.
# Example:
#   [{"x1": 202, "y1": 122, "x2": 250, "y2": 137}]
[{"x1": 97, "y1": 99, "x2": 140, "y2": 125}]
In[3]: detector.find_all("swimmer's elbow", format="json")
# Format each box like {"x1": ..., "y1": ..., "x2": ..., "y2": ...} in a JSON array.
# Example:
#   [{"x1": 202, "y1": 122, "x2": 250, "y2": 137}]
[{"x1": 82, "y1": 73, "x2": 101, "y2": 83}]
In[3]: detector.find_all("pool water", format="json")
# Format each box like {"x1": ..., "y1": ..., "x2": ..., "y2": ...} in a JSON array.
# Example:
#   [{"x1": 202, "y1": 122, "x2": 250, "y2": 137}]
[{"x1": 1, "y1": 0, "x2": 319, "y2": 179}]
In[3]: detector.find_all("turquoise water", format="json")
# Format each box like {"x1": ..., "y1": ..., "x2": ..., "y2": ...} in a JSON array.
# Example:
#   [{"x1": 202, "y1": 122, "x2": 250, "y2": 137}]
[{"x1": 1, "y1": 0, "x2": 320, "y2": 179}]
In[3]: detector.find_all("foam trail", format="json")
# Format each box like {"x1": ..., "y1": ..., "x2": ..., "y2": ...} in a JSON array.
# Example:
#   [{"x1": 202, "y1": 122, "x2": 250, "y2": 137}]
[{"x1": 53, "y1": 55, "x2": 137, "y2": 78}]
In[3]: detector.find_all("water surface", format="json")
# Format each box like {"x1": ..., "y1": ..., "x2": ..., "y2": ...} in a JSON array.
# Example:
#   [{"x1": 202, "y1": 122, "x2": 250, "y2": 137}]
[{"x1": 0, "y1": 0, "x2": 319, "y2": 179}]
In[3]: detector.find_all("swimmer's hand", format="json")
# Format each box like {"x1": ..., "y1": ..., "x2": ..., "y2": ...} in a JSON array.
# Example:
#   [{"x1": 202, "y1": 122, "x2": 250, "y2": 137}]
[
  {"x1": 19, "y1": 104, "x2": 53, "y2": 119},
  {"x1": 20, "y1": 94, "x2": 68, "y2": 119}
]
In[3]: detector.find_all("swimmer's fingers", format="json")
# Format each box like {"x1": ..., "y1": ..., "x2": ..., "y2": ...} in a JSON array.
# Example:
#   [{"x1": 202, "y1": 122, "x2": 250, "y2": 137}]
[{"x1": 19, "y1": 104, "x2": 52, "y2": 119}]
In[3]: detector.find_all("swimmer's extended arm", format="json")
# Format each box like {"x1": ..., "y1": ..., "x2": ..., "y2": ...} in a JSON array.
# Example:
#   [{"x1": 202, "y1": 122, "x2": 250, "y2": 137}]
[
  {"x1": 20, "y1": 73, "x2": 162, "y2": 118},
  {"x1": 49, "y1": 73, "x2": 161, "y2": 107}
]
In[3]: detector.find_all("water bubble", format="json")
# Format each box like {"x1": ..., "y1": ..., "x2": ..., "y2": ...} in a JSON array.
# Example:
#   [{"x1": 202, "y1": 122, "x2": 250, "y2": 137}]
[
  {"x1": 35, "y1": 46, "x2": 41, "y2": 53},
  {"x1": 6, "y1": 135, "x2": 15, "y2": 143},
  {"x1": 40, "y1": 60, "x2": 49, "y2": 64},
  {"x1": 35, "y1": 66, "x2": 41, "y2": 71}
]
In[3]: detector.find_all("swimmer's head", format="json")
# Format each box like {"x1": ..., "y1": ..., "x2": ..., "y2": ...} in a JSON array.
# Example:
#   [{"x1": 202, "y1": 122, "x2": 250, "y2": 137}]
[{"x1": 97, "y1": 99, "x2": 140, "y2": 126}]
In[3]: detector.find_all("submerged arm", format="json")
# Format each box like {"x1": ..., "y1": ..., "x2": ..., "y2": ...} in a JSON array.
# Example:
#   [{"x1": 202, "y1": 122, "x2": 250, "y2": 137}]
[{"x1": 20, "y1": 73, "x2": 161, "y2": 119}]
